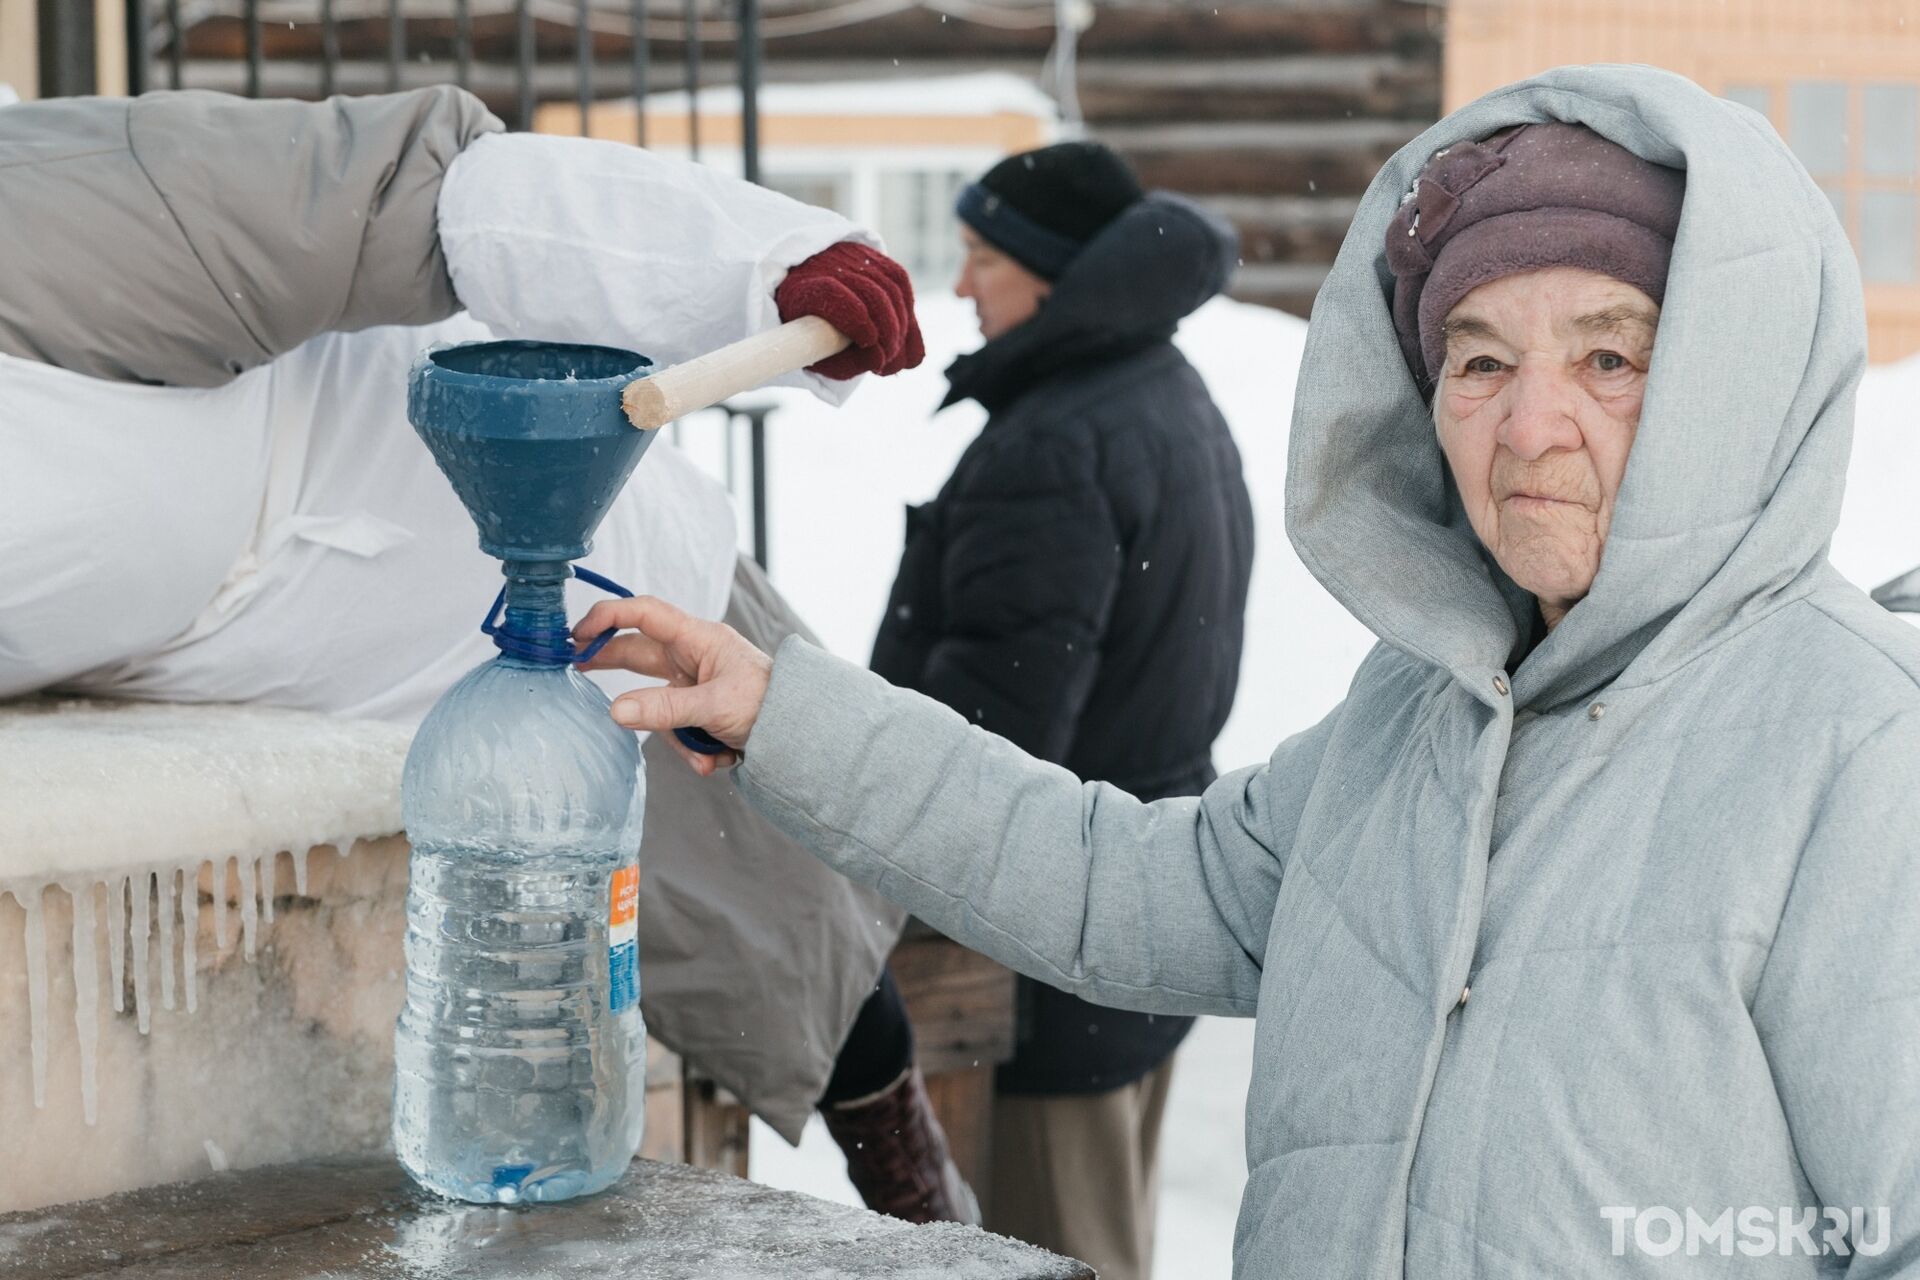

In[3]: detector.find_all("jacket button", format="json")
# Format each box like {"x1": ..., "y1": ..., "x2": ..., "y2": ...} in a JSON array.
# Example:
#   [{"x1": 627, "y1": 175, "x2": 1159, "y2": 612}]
[
  {"x1": 1492, "y1": 675, "x2": 1509, "y2": 696},
  {"x1": 1588, "y1": 701, "x2": 1606, "y2": 721},
  {"x1": 1459, "y1": 986, "x2": 1471, "y2": 1006}
]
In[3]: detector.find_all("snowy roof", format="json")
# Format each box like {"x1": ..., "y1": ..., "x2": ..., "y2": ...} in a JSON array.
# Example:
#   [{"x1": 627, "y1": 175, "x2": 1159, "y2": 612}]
[{"x1": 638, "y1": 72, "x2": 1059, "y2": 120}]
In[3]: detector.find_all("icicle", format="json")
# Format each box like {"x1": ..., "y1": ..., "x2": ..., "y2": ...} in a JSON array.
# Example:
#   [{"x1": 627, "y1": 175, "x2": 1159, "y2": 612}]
[
  {"x1": 157, "y1": 866, "x2": 176, "y2": 1012},
  {"x1": 237, "y1": 855, "x2": 258, "y2": 961},
  {"x1": 212, "y1": 856, "x2": 229, "y2": 951},
  {"x1": 131, "y1": 871, "x2": 152, "y2": 1035},
  {"x1": 24, "y1": 886, "x2": 48, "y2": 1109},
  {"x1": 292, "y1": 847, "x2": 310, "y2": 897},
  {"x1": 107, "y1": 874, "x2": 127, "y2": 1015},
  {"x1": 179, "y1": 862, "x2": 199, "y2": 1015},
  {"x1": 70, "y1": 882, "x2": 100, "y2": 1126},
  {"x1": 258, "y1": 853, "x2": 275, "y2": 926}
]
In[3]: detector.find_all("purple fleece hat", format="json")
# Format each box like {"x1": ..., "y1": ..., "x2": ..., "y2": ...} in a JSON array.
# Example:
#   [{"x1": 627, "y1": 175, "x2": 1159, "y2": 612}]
[{"x1": 1385, "y1": 123, "x2": 1686, "y2": 386}]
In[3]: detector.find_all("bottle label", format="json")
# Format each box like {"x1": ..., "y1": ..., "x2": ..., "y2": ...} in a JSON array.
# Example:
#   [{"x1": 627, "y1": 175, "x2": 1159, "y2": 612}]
[{"x1": 609, "y1": 863, "x2": 639, "y2": 1014}]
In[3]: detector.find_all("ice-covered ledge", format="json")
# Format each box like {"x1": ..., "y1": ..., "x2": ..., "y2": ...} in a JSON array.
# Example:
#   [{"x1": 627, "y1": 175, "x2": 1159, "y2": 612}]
[
  {"x1": 0, "y1": 697, "x2": 417, "y2": 1214},
  {"x1": 0, "y1": 697, "x2": 413, "y2": 891},
  {"x1": 0, "y1": 1155, "x2": 1097, "y2": 1279}
]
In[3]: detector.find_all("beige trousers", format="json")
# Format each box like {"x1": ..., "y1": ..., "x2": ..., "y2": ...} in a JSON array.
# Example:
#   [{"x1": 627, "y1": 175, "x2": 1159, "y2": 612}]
[{"x1": 986, "y1": 1058, "x2": 1176, "y2": 1280}]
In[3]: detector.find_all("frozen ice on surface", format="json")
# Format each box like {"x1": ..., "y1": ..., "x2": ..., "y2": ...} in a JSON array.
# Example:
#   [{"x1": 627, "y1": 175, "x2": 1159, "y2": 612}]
[
  {"x1": 1, "y1": 836, "x2": 412, "y2": 1211},
  {"x1": 156, "y1": 866, "x2": 175, "y2": 1011},
  {"x1": 178, "y1": 864, "x2": 198, "y2": 1015},
  {"x1": 130, "y1": 872, "x2": 151, "y2": 1035},
  {"x1": 0, "y1": 698, "x2": 413, "y2": 1129},
  {"x1": 0, "y1": 1156, "x2": 1092, "y2": 1278},
  {"x1": 0, "y1": 698, "x2": 411, "y2": 887},
  {"x1": 24, "y1": 885, "x2": 48, "y2": 1108},
  {"x1": 69, "y1": 881, "x2": 98, "y2": 1125},
  {"x1": 212, "y1": 856, "x2": 229, "y2": 949},
  {"x1": 236, "y1": 853, "x2": 258, "y2": 961},
  {"x1": 0, "y1": 1217, "x2": 63, "y2": 1259},
  {"x1": 105, "y1": 875, "x2": 125, "y2": 1014},
  {"x1": 8, "y1": 855, "x2": 374, "y2": 1127}
]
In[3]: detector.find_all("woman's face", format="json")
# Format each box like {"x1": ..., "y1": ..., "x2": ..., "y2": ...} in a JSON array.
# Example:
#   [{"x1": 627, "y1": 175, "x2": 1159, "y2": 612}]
[
  {"x1": 1433, "y1": 266, "x2": 1659, "y2": 629},
  {"x1": 954, "y1": 225, "x2": 1052, "y2": 340}
]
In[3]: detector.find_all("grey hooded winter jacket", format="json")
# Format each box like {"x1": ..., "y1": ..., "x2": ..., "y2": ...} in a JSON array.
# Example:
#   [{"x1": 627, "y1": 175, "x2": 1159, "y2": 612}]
[{"x1": 732, "y1": 65, "x2": 1920, "y2": 1276}]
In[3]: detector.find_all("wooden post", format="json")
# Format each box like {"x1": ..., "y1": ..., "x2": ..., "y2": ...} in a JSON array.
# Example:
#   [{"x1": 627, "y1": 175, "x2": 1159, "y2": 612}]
[
  {"x1": 889, "y1": 921, "x2": 1018, "y2": 1192},
  {"x1": 640, "y1": 1037, "x2": 687, "y2": 1163},
  {"x1": 682, "y1": 1077, "x2": 753, "y2": 1178}
]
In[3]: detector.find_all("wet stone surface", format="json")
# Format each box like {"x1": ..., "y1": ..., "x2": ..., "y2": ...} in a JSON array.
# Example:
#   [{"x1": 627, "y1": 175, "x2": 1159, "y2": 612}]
[{"x1": 0, "y1": 1156, "x2": 1095, "y2": 1279}]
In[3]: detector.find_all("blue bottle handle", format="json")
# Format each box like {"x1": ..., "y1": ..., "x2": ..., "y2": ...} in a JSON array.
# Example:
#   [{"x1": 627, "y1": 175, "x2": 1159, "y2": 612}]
[
  {"x1": 573, "y1": 569, "x2": 733, "y2": 756},
  {"x1": 485, "y1": 566, "x2": 732, "y2": 756},
  {"x1": 671, "y1": 726, "x2": 732, "y2": 755}
]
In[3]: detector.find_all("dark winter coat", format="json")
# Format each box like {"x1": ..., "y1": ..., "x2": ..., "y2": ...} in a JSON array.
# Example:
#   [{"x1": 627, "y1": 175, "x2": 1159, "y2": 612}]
[{"x1": 870, "y1": 193, "x2": 1253, "y2": 1094}]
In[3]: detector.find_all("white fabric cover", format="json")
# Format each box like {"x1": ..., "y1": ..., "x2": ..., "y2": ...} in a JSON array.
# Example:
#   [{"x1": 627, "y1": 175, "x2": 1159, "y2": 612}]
[
  {"x1": 437, "y1": 132, "x2": 876, "y2": 403},
  {"x1": 0, "y1": 130, "x2": 870, "y2": 737}
]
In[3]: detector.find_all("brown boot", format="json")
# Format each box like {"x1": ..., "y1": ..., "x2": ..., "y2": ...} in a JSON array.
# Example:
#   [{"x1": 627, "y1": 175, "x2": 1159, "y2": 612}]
[{"x1": 821, "y1": 1065, "x2": 981, "y2": 1225}]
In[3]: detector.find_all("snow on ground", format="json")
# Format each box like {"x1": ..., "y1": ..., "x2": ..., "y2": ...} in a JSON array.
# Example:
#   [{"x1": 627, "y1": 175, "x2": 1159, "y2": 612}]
[
  {"x1": 727, "y1": 291, "x2": 1920, "y2": 1277},
  {"x1": 1836, "y1": 352, "x2": 1920, "y2": 599}
]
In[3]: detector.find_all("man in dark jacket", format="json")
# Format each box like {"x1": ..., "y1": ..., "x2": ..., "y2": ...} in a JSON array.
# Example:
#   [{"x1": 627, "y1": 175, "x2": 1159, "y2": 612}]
[{"x1": 867, "y1": 141, "x2": 1254, "y2": 1280}]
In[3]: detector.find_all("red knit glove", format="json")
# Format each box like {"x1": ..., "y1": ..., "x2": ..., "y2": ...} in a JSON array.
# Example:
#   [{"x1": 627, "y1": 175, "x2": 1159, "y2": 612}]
[{"x1": 775, "y1": 242, "x2": 926, "y2": 380}]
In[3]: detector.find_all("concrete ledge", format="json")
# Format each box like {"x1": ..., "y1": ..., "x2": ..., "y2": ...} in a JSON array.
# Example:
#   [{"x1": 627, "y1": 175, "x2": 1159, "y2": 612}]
[{"x1": 0, "y1": 1155, "x2": 1097, "y2": 1280}]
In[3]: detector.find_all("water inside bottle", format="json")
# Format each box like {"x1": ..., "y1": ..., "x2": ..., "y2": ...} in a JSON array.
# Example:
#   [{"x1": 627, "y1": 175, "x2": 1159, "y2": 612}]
[{"x1": 393, "y1": 841, "x2": 646, "y2": 1204}]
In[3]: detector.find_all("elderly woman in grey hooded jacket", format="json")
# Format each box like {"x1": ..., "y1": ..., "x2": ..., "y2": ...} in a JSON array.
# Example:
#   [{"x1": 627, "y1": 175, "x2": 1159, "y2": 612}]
[{"x1": 578, "y1": 65, "x2": 1920, "y2": 1278}]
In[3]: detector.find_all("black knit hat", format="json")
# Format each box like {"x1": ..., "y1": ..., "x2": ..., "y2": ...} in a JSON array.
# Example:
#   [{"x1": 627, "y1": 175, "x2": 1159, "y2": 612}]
[{"x1": 956, "y1": 141, "x2": 1145, "y2": 280}]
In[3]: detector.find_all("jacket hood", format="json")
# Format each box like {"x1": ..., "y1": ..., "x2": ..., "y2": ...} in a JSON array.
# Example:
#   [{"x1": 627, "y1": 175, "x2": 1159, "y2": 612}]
[
  {"x1": 943, "y1": 191, "x2": 1239, "y2": 411},
  {"x1": 1287, "y1": 64, "x2": 1868, "y2": 711}
]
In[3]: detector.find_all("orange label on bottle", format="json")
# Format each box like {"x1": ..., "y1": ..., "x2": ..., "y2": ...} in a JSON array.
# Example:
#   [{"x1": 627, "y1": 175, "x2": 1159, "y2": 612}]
[
  {"x1": 610, "y1": 864, "x2": 639, "y2": 929},
  {"x1": 609, "y1": 862, "x2": 640, "y2": 1014}
]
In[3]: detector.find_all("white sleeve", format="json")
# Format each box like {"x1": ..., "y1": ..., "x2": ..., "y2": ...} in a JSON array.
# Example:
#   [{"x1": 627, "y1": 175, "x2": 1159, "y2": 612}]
[{"x1": 435, "y1": 132, "x2": 879, "y2": 405}]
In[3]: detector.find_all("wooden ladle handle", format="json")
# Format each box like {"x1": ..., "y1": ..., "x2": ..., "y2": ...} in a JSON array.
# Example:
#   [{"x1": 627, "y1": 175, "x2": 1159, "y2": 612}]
[{"x1": 621, "y1": 316, "x2": 851, "y2": 430}]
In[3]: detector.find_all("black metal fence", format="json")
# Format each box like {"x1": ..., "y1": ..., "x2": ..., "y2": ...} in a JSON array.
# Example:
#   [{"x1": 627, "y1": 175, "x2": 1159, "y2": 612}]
[{"x1": 118, "y1": 2, "x2": 729, "y2": 137}]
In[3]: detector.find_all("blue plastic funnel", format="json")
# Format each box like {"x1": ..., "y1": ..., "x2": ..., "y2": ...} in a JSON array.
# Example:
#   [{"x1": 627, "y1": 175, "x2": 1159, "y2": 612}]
[{"x1": 407, "y1": 340, "x2": 656, "y2": 563}]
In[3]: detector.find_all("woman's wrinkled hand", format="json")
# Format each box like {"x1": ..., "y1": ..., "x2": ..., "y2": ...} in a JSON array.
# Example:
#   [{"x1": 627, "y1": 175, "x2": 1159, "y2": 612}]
[{"x1": 573, "y1": 596, "x2": 774, "y2": 776}]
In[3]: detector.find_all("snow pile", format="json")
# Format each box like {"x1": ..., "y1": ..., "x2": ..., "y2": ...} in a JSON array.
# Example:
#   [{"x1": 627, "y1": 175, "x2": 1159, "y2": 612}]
[{"x1": 1836, "y1": 351, "x2": 1920, "y2": 604}]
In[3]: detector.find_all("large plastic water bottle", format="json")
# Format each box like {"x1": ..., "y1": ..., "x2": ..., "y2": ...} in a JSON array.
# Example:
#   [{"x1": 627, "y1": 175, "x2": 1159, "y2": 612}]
[{"x1": 392, "y1": 566, "x2": 648, "y2": 1205}]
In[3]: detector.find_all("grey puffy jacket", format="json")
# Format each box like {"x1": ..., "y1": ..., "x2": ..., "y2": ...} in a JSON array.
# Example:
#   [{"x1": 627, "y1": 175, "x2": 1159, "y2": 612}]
[
  {"x1": 731, "y1": 65, "x2": 1920, "y2": 1277},
  {"x1": 0, "y1": 87, "x2": 497, "y2": 383}
]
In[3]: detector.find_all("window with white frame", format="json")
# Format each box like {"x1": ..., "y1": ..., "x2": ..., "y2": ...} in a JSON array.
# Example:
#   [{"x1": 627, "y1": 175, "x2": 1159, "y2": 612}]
[{"x1": 762, "y1": 157, "x2": 983, "y2": 288}]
